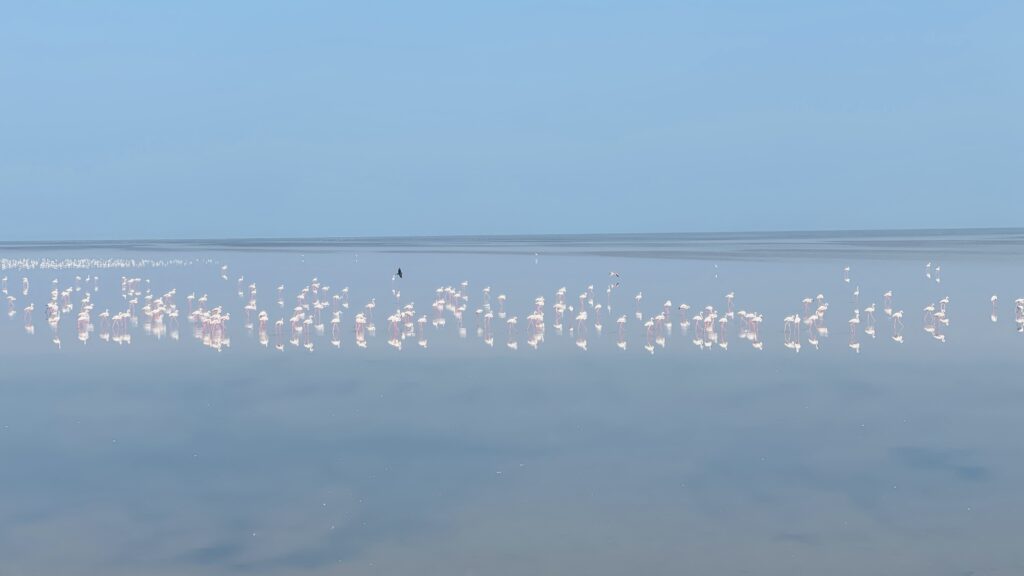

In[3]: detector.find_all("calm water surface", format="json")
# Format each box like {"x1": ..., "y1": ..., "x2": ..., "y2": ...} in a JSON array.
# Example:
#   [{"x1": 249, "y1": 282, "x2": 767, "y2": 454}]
[{"x1": 1, "y1": 230, "x2": 1023, "y2": 575}]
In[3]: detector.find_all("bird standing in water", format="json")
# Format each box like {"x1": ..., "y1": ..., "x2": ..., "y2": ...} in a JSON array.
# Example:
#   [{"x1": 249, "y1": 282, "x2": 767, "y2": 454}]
[{"x1": 396, "y1": 268, "x2": 403, "y2": 279}]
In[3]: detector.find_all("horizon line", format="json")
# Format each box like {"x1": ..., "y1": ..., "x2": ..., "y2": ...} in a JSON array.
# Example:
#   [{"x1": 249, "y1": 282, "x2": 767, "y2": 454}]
[{"x1": 0, "y1": 225, "x2": 1021, "y2": 246}]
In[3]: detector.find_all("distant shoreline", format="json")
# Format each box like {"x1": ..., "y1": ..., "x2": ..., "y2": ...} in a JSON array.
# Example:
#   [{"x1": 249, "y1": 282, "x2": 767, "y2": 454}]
[{"x1": 0, "y1": 226, "x2": 1021, "y2": 248}]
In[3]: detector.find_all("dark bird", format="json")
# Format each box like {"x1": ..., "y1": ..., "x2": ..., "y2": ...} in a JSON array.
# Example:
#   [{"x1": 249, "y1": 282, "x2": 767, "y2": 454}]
[{"x1": 396, "y1": 268, "x2": 403, "y2": 279}]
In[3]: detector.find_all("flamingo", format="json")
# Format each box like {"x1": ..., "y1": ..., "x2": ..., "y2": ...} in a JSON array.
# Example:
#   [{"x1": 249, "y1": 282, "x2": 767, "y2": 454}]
[
  {"x1": 848, "y1": 309, "x2": 860, "y2": 353},
  {"x1": 616, "y1": 315, "x2": 627, "y2": 350},
  {"x1": 506, "y1": 316, "x2": 518, "y2": 350},
  {"x1": 864, "y1": 303, "x2": 877, "y2": 338},
  {"x1": 892, "y1": 310, "x2": 905, "y2": 343},
  {"x1": 678, "y1": 303, "x2": 690, "y2": 330}
]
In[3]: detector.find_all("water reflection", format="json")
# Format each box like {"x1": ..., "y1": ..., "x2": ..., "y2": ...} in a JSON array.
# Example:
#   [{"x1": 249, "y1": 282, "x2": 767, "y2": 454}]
[
  {"x1": 4, "y1": 243, "x2": 1024, "y2": 359},
  {"x1": 2, "y1": 231, "x2": 1024, "y2": 575}
]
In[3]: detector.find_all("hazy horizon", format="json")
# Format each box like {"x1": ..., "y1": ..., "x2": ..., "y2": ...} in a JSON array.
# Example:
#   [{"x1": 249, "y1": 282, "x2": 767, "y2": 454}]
[{"x1": 2, "y1": 225, "x2": 1024, "y2": 246}]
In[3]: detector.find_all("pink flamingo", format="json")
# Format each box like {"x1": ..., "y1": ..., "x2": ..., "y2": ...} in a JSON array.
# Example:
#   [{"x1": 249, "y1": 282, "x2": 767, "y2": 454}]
[
  {"x1": 616, "y1": 315, "x2": 627, "y2": 350},
  {"x1": 848, "y1": 310, "x2": 860, "y2": 353},
  {"x1": 892, "y1": 310, "x2": 905, "y2": 343},
  {"x1": 678, "y1": 303, "x2": 690, "y2": 330}
]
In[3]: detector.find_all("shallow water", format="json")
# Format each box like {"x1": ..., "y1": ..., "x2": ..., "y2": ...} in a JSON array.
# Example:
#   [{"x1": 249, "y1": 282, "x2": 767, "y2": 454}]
[{"x1": 1, "y1": 230, "x2": 1023, "y2": 575}]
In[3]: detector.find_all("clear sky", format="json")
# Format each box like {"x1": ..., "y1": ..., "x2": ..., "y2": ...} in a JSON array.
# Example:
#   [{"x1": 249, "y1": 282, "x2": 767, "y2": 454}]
[{"x1": 1, "y1": 1, "x2": 1020, "y2": 240}]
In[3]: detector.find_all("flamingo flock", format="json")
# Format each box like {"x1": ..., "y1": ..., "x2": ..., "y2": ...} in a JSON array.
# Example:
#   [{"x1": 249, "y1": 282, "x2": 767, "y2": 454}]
[{"x1": 1, "y1": 259, "x2": 1022, "y2": 356}]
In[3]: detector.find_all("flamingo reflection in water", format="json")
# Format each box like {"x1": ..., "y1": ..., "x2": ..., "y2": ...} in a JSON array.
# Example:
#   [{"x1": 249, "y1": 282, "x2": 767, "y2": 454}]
[{"x1": 4, "y1": 256, "x2": 1018, "y2": 359}]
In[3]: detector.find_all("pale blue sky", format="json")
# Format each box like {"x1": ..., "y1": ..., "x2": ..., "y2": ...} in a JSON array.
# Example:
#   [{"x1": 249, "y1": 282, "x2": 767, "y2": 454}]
[{"x1": 1, "y1": 1, "x2": 1020, "y2": 240}]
